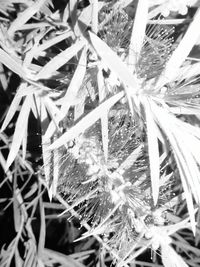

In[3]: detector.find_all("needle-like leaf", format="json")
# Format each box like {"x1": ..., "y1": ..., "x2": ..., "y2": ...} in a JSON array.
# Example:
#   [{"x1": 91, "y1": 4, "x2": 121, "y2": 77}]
[
  {"x1": 156, "y1": 8, "x2": 200, "y2": 89},
  {"x1": 142, "y1": 97, "x2": 160, "y2": 205},
  {"x1": 0, "y1": 48, "x2": 27, "y2": 79},
  {"x1": 161, "y1": 241, "x2": 189, "y2": 267},
  {"x1": 44, "y1": 48, "x2": 87, "y2": 139},
  {"x1": 49, "y1": 91, "x2": 124, "y2": 149},
  {"x1": 97, "y1": 66, "x2": 109, "y2": 161},
  {"x1": 88, "y1": 31, "x2": 140, "y2": 93},
  {"x1": 8, "y1": 0, "x2": 49, "y2": 37},
  {"x1": 35, "y1": 39, "x2": 85, "y2": 80},
  {"x1": 0, "y1": 83, "x2": 27, "y2": 132},
  {"x1": 6, "y1": 95, "x2": 33, "y2": 171},
  {"x1": 128, "y1": 0, "x2": 148, "y2": 68}
]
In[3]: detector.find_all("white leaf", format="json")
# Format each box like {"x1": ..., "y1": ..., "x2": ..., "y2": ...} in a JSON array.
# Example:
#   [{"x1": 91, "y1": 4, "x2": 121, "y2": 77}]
[
  {"x1": 49, "y1": 91, "x2": 124, "y2": 150},
  {"x1": 88, "y1": 31, "x2": 140, "y2": 93},
  {"x1": 161, "y1": 241, "x2": 189, "y2": 267},
  {"x1": 156, "y1": 8, "x2": 200, "y2": 88},
  {"x1": 35, "y1": 39, "x2": 85, "y2": 80},
  {"x1": 143, "y1": 97, "x2": 160, "y2": 205},
  {"x1": 6, "y1": 95, "x2": 33, "y2": 170},
  {"x1": 128, "y1": 0, "x2": 148, "y2": 68}
]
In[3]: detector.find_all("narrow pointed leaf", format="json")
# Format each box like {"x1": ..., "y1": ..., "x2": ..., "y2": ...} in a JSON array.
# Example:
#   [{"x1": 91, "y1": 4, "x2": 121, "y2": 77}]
[
  {"x1": 161, "y1": 242, "x2": 189, "y2": 267},
  {"x1": 6, "y1": 95, "x2": 32, "y2": 171},
  {"x1": 0, "y1": 49, "x2": 26, "y2": 78},
  {"x1": 40, "y1": 99, "x2": 52, "y2": 197},
  {"x1": 8, "y1": 0, "x2": 49, "y2": 36},
  {"x1": 60, "y1": 47, "x2": 87, "y2": 115},
  {"x1": 22, "y1": 120, "x2": 28, "y2": 160},
  {"x1": 91, "y1": 0, "x2": 98, "y2": 33},
  {"x1": 128, "y1": 0, "x2": 148, "y2": 68},
  {"x1": 35, "y1": 40, "x2": 85, "y2": 80},
  {"x1": 97, "y1": 67, "x2": 109, "y2": 161},
  {"x1": 88, "y1": 31, "x2": 139, "y2": 92},
  {"x1": 0, "y1": 84, "x2": 27, "y2": 132},
  {"x1": 100, "y1": 112, "x2": 108, "y2": 161},
  {"x1": 49, "y1": 143, "x2": 59, "y2": 197},
  {"x1": 38, "y1": 199, "x2": 45, "y2": 258},
  {"x1": 49, "y1": 91, "x2": 124, "y2": 149},
  {"x1": 143, "y1": 97, "x2": 160, "y2": 205},
  {"x1": 44, "y1": 48, "x2": 87, "y2": 140},
  {"x1": 177, "y1": 161, "x2": 196, "y2": 235},
  {"x1": 117, "y1": 144, "x2": 143, "y2": 173},
  {"x1": 33, "y1": 30, "x2": 72, "y2": 55},
  {"x1": 151, "y1": 103, "x2": 197, "y2": 233},
  {"x1": 156, "y1": 8, "x2": 200, "y2": 88}
]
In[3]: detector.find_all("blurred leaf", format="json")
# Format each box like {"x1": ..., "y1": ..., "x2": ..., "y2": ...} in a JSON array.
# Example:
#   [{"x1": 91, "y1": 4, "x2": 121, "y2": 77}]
[
  {"x1": 91, "y1": 0, "x2": 98, "y2": 33},
  {"x1": 49, "y1": 143, "x2": 59, "y2": 197},
  {"x1": 24, "y1": 183, "x2": 38, "y2": 199},
  {"x1": 23, "y1": 239, "x2": 37, "y2": 267},
  {"x1": 0, "y1": 63, "x2": 8, "y2": 90},
  {"x1": 156, "y1": 8, "x2": 200, "y2": 88},
  {"x1": 14, "y1": 249, "x2": 23, "y2": 267},
  {"x1": 43, "y1": 248, "x2": 86, "y2": 267},
  {"x1": 13, "y1": 189, "x2": 22, "y2": 232},
  {"x1": 23, "y1": 28, "x2": 49, "y2": 68},
  {"x1": 40, "y1": 0, "x2": 54, "y2": 15},
  {"x1": 8, "y1": 0, "x2": 50, "y2": 37},
  {"x1": 0, "y1": 216, "x2": 24, "y2": 267},
  {"x1": 38, "y1": 198, "x2": 45, "y2": 258},
  {"x1": 128, "y1": 0, "x2": 148, "y2": 68},
  {"x1": 22, "y1": 119, "x2": 28, "y2": 160},
  {"x1": 0, "y1": 48, "x2": 26, "y2": 79},
  {"x1": 161, "y1": 241, "x2": 189, "y2": 267}
]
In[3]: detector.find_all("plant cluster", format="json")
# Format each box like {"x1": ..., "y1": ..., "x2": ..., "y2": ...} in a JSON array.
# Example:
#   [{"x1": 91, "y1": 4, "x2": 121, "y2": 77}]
[{"x1": 1, "y1": 0, "x2": 200, "y2": 266}]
